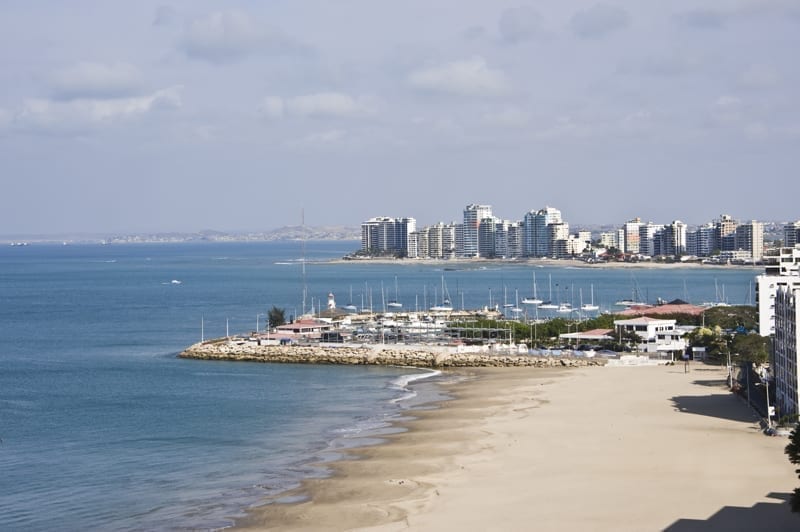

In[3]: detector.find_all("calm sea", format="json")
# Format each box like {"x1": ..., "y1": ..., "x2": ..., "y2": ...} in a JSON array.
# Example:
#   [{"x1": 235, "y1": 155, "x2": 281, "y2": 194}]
[{"x1": 0, "y1": 241, "x2": 759, "y2": 530}]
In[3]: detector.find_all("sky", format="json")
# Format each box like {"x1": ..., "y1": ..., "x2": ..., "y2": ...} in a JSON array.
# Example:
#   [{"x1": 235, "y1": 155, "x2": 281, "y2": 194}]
[{"x1": 1, "y1": 1, "x2": 798, "y2": 235}]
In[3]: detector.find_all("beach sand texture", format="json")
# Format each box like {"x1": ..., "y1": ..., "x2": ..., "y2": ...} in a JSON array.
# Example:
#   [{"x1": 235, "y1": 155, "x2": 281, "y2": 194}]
[{"x1": 237, "y1": 365, "x2": 800, "y2": 531}]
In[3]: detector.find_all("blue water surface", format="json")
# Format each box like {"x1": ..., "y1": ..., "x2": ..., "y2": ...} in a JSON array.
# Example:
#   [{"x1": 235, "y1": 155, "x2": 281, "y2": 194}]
[{"x1": 0, "y1": 241, "x2": 760, "y2": 530}]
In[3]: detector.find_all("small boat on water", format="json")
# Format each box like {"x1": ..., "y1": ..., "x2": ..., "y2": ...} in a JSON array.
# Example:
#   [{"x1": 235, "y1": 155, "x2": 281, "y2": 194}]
[
  {"x1": 539, "y1": 274, "x2": 559, "y2": 309},
  {"x1": 522, "y1": 272, "x2": 543, "y2": 305},
  {"x1": 387, "y1": 276, "x2": 403, "y2": 309},
  {"x1": 581, "y1": 285, "x2": 599, "y2": 312}
]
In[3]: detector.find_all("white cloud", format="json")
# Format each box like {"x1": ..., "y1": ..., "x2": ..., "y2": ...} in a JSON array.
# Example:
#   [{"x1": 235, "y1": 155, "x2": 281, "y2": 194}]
[
  {"x1": 408, "y1": 57, "x2": 509, "y2": 96},
  {"x1": 498, "y1": 6, "x2": 546, "y2": 44},
  {"x1": 261, "y1": 92, "x2": 373, "y2": 119},
  {"x1": 50, "y1": 62, "x2": 143, "y2": 100},
  {"x1": 570, "y1": 3, "x2": 629, "y2": 39},
  {"x1": 179, "y1": 10, "x2": 303, "y2": 64},
  {"x1": 14, "y1": 86, "x2": 182, "y2": 133}
]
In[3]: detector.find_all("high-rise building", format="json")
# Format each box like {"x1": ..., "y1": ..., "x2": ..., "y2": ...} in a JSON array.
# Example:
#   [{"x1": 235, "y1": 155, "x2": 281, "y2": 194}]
[
  {"x1": 756, "y1": 247, "x2": 800, "y2": 336},
  {"x1": 360, "y1": 217, "x2": 416, "y2": 255},
  {"x1": 461, "y1": 204, "x2": 492, "y2": 258},
  {"x1": 735, "y1": 220, "x2": 764, "y2": 261},
  {"x1": 716, "y1": 214, "x2": 738, "y2": 252},
  {"x1": 523, "y1": 207, "x2": 562, "y2": 257},
  {"x1": 639, "y1": 222, "x2": 663, "y2": 257},
  {"x1": 687, "y1": 223, "x2": 716, "y2": 257},
  {"x1": 623, "y1": 218, "x2": 643, "y2": 255},
  {"x1": 784, "y1": 221, "x2": 800, "y2": 248},
  {"x1": 774, "y1": 284, "x2": 800, "y2": 419},
  {"x1": 478, "y1": 216, "x2": 499, "y2": 258}
]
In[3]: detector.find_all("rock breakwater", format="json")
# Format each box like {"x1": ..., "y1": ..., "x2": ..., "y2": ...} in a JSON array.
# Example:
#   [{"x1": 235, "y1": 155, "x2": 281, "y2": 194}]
[{"x1": 179, "y1": 340, "x2": 605, "y2": 368}]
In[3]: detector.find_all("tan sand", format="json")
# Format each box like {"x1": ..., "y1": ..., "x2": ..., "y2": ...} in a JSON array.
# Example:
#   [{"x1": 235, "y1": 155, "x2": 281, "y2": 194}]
[{"x1": 236, "y1": 365, "x2": 800, "y2": 531}]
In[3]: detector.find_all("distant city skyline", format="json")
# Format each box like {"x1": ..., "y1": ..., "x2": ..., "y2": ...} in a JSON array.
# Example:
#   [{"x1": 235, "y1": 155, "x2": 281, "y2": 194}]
[{"x1": 1, "y1": 2, "x2": 798, "y2": 234}]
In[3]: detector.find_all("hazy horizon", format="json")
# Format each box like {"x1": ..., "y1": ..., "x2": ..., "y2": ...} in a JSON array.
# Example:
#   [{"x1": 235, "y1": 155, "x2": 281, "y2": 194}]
[{"x1": 1, "y1": 2, "x2": 798, "y2": 234}]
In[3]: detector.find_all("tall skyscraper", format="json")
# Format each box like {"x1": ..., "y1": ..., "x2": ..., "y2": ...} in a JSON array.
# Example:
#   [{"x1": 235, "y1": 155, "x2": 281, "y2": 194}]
[{"x1": 461, "y1": 204, "x2": 492, "y2": 258}]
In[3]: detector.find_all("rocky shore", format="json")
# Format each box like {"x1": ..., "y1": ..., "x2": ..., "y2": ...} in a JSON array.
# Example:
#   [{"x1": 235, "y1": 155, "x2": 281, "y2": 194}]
[{"x1": 178, "y1": 339, "x2": 605, "y2": 368}]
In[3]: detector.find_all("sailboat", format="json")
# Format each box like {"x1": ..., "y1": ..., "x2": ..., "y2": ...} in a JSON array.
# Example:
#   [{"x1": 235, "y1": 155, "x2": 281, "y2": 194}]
[
  {"x1": 581, "y1": 284, "x2": 599, "y2": 312},
  {"x1": 510, "y1": 288, "x2": 523, "y2": 314},
  {"x1": 502, "y1": 285, "x2": 513, "y2": 308},
  {"x1": 614, "y1": 276, "x2": 647, "y2": 307},
  {"x1": 342, "y1": 285, "x2": 358, "y2": 312},
  {"x1": 387, "y1": 275, "x2": 403, "y2": 309},
  {"x1": 539, "y1": 274, "x2": 558, "y2": 309},
  {"x1": 430, "y1": 275, "x2": 453, "y2": 311},
  {"x1": 522, "y1": 272, "x2": 543, "y2": 305}
]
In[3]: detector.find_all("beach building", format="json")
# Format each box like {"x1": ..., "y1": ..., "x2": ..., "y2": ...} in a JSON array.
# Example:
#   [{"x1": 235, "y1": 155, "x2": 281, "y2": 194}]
[
  {"x1": 735, "y1": 220, "x2": 764, "y2": 261},
  {"x1": 756, "y1": 246, "x2": 800, "y2": 336},
  {"x1": 773, "y1": 284, "x2": 800, "y2": 420},
  {"x1": 462, "y1": 204, "x2": 492, "y2": 258},
  {"x1": 361, "y1": 217, "x2": 416, "y2": 256},
  {"x1": 613, "y1": 317, "x2": 686, "y2": 356},
  {"x1": 523, "y1": 207, "x2": 562, "y2": 258},
  {"x1": 623, "y1": 218, "x2": 643, "y2": 254},
  {"x1": 784, "y1": 221, "x2": 800, "y2": 248}
]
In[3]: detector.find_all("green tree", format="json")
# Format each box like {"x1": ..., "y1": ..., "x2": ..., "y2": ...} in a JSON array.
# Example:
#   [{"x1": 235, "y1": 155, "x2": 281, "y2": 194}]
[
  {"x1": 785, "y1": 427, "x2": 800, "y2": 512},
  {"x1": 730, "y1": 333, "x2": 770, "y2": 365},
  {"x1": 268, "y1": 306, "x2": 286, "y2": 327}
]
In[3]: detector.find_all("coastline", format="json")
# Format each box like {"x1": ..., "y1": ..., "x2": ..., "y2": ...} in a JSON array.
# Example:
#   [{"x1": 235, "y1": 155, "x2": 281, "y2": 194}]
[
  {"x1": 235, "y1": 364, "x2": 799, "y2": 531},
  {"x1": 329, "y1": 256, "x2": 758, "y2": 270}
]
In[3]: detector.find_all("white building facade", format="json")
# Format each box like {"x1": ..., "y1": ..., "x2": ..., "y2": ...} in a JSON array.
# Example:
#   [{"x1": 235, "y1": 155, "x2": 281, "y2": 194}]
[{"x1": 774, "y1": 285, "x2": 800, "y2": 420}]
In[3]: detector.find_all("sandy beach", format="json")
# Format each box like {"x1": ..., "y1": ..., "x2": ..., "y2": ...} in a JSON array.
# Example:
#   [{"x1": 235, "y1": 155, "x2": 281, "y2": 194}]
[{"x1": 236, "y1": 364, "x2": 800, "y2": 531}]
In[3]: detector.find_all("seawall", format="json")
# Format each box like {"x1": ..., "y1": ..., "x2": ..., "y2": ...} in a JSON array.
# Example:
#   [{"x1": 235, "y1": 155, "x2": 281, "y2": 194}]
[{"x1": 178, "y1": 339, "x2": 606, "y2": 368}]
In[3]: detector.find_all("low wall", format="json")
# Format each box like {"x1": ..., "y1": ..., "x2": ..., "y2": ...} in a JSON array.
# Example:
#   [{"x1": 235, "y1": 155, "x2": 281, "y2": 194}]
[{"x1": 178, "y1": 339, "x2": 606, "y2": 368}]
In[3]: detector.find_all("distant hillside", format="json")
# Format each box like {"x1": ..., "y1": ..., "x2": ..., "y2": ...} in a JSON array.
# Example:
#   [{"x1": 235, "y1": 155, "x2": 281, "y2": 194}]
[{"x1": 1, "y1": 226, "x2": 360, "y2": 244}]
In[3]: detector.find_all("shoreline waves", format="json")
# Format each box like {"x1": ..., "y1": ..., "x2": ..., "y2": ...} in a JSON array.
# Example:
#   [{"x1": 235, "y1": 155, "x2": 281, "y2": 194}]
[{"x1": 234, "y1": 365, "x2": 800, "y2": 531}]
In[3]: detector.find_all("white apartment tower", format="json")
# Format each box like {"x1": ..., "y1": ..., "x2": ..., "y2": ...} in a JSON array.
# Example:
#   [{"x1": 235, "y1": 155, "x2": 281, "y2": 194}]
[
  {"x1": 774, "y1": 285, "x2": 800, "y2": 419},
  {"x1": 735, "y1": 220, "x2": 764, "y2": 261},
  {"x1": 623, "y1": 218, "x2": 643, "y2": 255},
  {"x1": 784, "y1": 221, "x2": 800, "y2": 248},
  {"x1": 462, "y1": 204, "x2": 492, "y2": 258}
]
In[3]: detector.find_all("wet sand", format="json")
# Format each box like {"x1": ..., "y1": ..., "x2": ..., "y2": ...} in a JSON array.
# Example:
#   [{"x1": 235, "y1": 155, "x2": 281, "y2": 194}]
[{"x1": 236, "y1": 365, "x2": 800, "y2": 531}]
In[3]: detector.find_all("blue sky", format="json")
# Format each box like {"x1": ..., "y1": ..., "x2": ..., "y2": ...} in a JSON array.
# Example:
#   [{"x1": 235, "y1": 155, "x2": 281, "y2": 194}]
[{"x1": 1, "y1": 1, "x2": 798, "y2": 234}]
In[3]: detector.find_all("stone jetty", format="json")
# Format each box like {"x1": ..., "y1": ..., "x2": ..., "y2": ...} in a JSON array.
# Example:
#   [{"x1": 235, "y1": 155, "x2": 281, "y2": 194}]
[{"x1": 178, "y1": 338, "x2": 605, "y2": 368}]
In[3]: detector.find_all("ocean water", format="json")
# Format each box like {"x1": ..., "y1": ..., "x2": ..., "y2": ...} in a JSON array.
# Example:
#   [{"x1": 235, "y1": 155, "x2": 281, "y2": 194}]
[{"x1": 0, "y1": 241, "x2": 760, "y2": 530}]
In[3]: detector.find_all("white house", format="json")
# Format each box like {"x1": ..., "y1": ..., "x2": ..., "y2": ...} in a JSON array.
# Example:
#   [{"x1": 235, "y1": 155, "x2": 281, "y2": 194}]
[{"x1": 613, "y1": 316, "x2": 686, "y2": 357}]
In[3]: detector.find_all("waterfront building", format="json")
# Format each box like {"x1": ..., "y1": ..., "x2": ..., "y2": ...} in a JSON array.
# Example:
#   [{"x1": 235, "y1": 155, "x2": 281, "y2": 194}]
[
  {"x1": 653, "y1": 221, "x2": 687, "y2": 257},
  {"x1": 623, "y1": 218, "x2": 643, "y2": 254},
  {"x1": 576, "y1": 231, "x2": 592, "y2": 250},
  {"x1": 784, "y1": 221, "x2": 800, "y2": 248},
  {"x1": 599, "y1": 231, "x2": 618, "y2": 250},
  {"x1": 462, "y1": 204, "x2": 492, "y2": 258},
  {"x1": 506, "y1": 222, "x2": 523, "y2": 259},
  {"x1": 716, "y1": 214, "x2": 738, "y2": 252},
  {"x1": 522, "y1": 207, "x2": 563, "y2": 257},
  {"x1": 478, "y1": 216, "x2": 499, "y2": 258},
  {"x1": 756, "y1": 246, "x2": 800, "y2": 336},
  {"x1": 613, "y1": 317, "x2": 686, "y2": 356},
  {"x1": 361, "y1": 217, "x2": 416, "y2": 255},
  {"x1": 774, "y1": 284, "x2": 800, "y2": 420},
  {"x1": 686, "y1": 223, "x2": 716, "y2": 257},
  {"x1": 638, "y1": 223, "x2": 663, "y2": 257},
  {"x1": 493, "y1": 220, "x2": 521, "y2": 259},
  {"x1": 735, "y1": 220, "x2": 764, "y2": 261}
]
